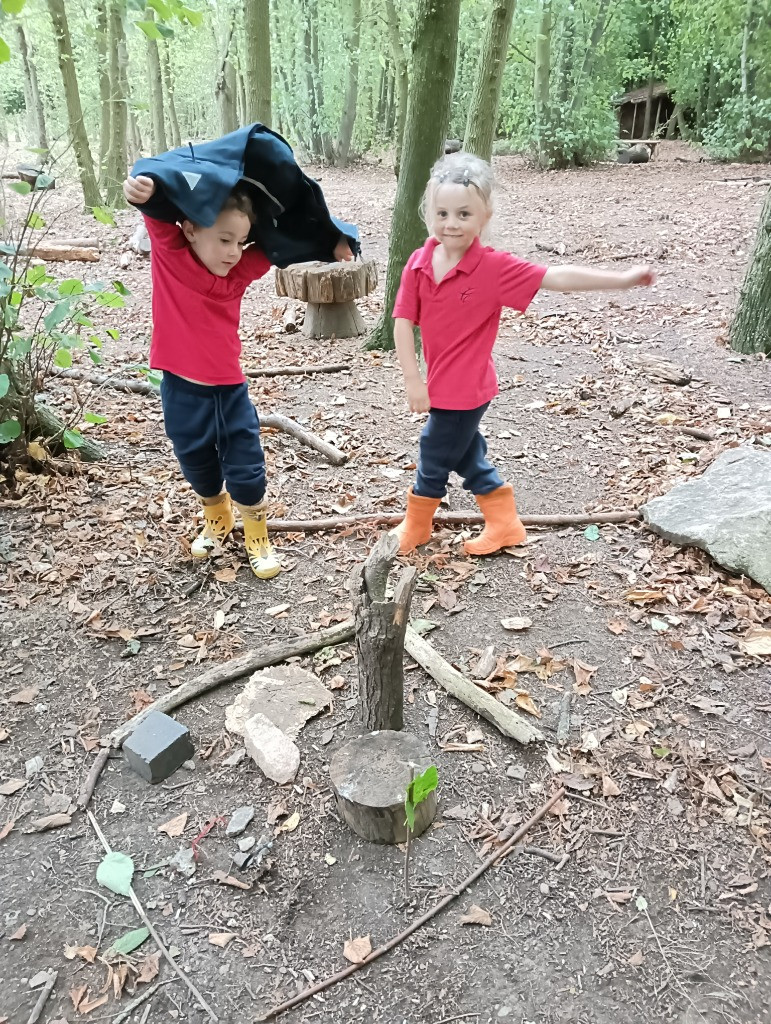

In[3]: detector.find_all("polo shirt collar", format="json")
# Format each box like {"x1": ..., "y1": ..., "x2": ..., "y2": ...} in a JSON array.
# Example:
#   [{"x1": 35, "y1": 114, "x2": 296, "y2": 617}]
[{"x1": 413, "y1": 235, "x2": 485, "y2": 279}]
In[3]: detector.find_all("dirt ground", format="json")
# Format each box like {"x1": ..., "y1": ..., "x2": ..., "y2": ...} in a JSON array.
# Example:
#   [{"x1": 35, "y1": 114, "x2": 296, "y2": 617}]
[{"x1": 1, "y1": 143, "x2": 770, "y2": 1024}]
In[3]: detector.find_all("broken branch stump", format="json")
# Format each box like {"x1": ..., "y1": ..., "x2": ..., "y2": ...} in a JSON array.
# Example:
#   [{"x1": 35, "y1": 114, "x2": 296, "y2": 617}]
[
  {"x1": 330, "y1": 730, "x2": 436, "y2": 844},
  {"x1": 350, "y1": 532, "x2": 417, "y2": 732},
  {"x1": 274, "y1": 260, "x2": 378, "y2": 339},
  {"x1": 404, "y1": 626, "x2": 543, "y2": 745}
]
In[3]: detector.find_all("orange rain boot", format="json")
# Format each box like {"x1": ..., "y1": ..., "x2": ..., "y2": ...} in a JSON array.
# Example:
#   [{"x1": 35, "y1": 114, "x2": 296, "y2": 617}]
[
  {"x1": 191, "y1": 492, "x2": 235, "y2": 558},
  {"x1": 391, "y1": 488, "x2": 442, "y2": 554},
  {"x1": 234, "y1": 499, "x2": 281, "y2": 580},
  {"x1": 464, "y1": 483, "x2": 526, "y2": 556}
]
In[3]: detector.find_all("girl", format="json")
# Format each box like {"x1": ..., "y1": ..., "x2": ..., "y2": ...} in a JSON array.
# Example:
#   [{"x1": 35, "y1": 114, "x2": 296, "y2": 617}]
[{"x1": 391, "y1": 152, "x2": 654, "y2": 556}]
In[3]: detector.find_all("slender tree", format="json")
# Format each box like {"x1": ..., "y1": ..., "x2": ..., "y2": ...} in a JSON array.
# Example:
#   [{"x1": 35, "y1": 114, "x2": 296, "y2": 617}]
[
  {"x1": 384, "y1": 0, "x2": 408, "y2": 174},
  {"x1": 730, "y1": 186, "x2": 771, "y2": 355},
  {"x1": 533, "y1": 0, "x2": 552, "y2": 163},
  {"x1": 161, "y1": 43, "x2": 182, "y2": 148},
  {"x1": 105, "y1": 0, "x2": 129, "y2": 205},
  {"x1": 368, "y1": 0, "x2": 462, "y2": 350},
  {"x1": 96, "y1": 0, "x2": 112, "y2": 181},
  {"x1": 244, "y1": 0, "x2": 272, "y2": 124},
  {"x1": 463, "y1": 0, "x2": 517, "y2": 162},
  {"x1": 335, "y1": 0, "x2": 361, "y2": 166},
  {"x1": 46, "y1": 0, "x2": 102, "y2": 207},
  {"x1": 215, "y1": 11, "x2": 238, "y2": 134},
  {"x1": 145, "y1": 8, "x2": 167, "y2": 153},
  {"x1": 15, "y1": 22, "x2": 48, "y2": 152}
]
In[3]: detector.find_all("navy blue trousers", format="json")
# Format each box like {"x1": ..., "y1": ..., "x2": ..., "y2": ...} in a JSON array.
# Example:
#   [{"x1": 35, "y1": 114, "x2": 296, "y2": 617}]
[
  {"x1": 160, "y1": 372, "x2": 266, "y2": 505},
  {"x1": 414, "y1": 404, "x2": 504, "y2": 499}
]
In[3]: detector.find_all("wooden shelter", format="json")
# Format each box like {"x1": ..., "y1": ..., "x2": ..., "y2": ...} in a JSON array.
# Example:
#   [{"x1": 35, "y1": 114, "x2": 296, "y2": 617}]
[{"x1": 615, "y1": 83, "x2": 675, "y2": 139}]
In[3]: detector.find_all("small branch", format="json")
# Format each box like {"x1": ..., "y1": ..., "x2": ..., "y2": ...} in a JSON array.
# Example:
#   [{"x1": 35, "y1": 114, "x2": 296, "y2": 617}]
[
  {"x1": 113, "y1": 980, "x2": 173, "y2": 1024},
  {"x1": 244, "y1": 362, "x2": 349, "y2": 378},
  {"x1": 523, "y1": 844, "x2": 569, "y2": 867},
  {"x1": 680, "y1": 426, "x2": 716, "y2": 442},
  {"x1": 52, "y1": 367, "x2": 158, "y2": 396},
  {"x1": 259, "y1": 788, "x2": 566, "y2": 1021},
  {"x1": 87, "y1": 811, "x2": 217, "y2": 1020},
  {"x1": 76, "y1": 747, "x2": 110, "y2": 810},
  {"x1": 267, "y1": 510, "x2": 640, "y2": 533},
  {"x1": 27, "y1": 970, "x2": 57, "y2": 1024},
  {"x1": 260, "y1": 412, "x2": 347, "y2": 466},
  {"x1": 556, "y1": 691, "x2": 572, "y2": 747}
]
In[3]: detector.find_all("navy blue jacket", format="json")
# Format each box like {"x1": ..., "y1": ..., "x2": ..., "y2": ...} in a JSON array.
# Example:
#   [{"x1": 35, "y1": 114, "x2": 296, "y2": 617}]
[{"x1": 130, "y1": 123, "x2": 360, "y2": 267}]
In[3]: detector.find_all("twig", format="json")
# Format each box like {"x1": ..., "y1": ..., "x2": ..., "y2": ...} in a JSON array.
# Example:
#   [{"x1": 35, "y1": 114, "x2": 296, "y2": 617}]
[
  {"x1": 244, "y1": 362, "x2": 349, "y2": 378},
  {"x1": 556, "y1": 691, "x2": 572, "y2": 747},
  {"x1": 434, "y1": 1015, "x2": 481, "y2": 1024},
  {"x1": 113, "y1": 979, "x2": 173, "y2": 1024},
  {"x1": 522, "y1": 844, "x2": 568, "y2": 866},
  {"x1": 681, "y1": 426, "x2": 716, "y2": 442},
  {"x1": 265, "y1": 510, "x2": 641, "y2": 533},
  {"x1": 86, "y1": 811, "x2": 218, "y2": 1022},
  {"x1": 27, "y1": 970, "x2": 57, "y2": 1024},
  {"x1": 76, "y1": 747, "x2": 110, "y2": 810},
  {"x1": 260, "y1": 412, "x2": 347, "y2": 466},
  {"x1": 259, "y1": 788, "x2": 566, "y2": 1021}
]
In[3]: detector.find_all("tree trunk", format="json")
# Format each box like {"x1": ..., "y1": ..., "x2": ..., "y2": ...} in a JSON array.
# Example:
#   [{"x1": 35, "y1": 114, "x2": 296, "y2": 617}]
[
  {"x1": 145, "y1": 8, "x2": 167, "y2": 153},
  {"x1": 463, "y1": 0, "x2": 517, "y2": 162},
  {"x1": 533, "y1": 0, "x2": 552, "y2": 162},
  {"x1": 161, "y1": 43, "x2": 181, "y2": 148},
  {"x1": 729, "y1": 186, "x2": 771, "y2": 356},
  {"x1": 741, "y1": 0, "x2": 753, "y2": 98},
  {"x1": 15, "y1": 23, "x2": 48, "y2": 151},
  {"x1": 384, "y1": 0, "x2": 408, "y2": 175},
  {"x1": 301, "y1": 2, "x2": 323, "y2": 158},
  {"x1": 335, "y1": 0, "x2": 361, "y2": 167},
  {"x1": 367, "y1": 0, "x2": 462, "y2": 350},
  {"x1": 46, "y1": 0, "x2": 102, "y2": 208},
  {"x1": 570, "y1": 0, "x2": 611, "y2": 114},
  {"x1": 310, "y1": 10, "x2": 334, "y2": 162},
  {"x1": 128, "y1": 108, "x2": 143, "y2": 163},
  {"x1": 215, "y1": 16, "x2": 238, "y2": 135},
  {"x1": 642, "y1": 72, "x2": 655, "y2": 138},
  {"x1": 105, "y1": 0, "x2": 128, "y2": 206},
  {"x1": 244, "y1": 0, "x2": 272, "y2": 125},
  {"x1": 96, "y1": 0, "x2": 111, "y2": 181}
]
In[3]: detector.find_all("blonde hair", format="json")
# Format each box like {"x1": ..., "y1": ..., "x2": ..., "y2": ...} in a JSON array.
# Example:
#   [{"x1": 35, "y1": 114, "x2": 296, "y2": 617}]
[{"x1": 420, "y1": 151, "x2": 495, "y2": 228}]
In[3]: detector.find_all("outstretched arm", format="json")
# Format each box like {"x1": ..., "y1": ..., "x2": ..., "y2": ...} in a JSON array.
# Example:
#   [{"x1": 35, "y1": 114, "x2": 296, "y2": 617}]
[
  {"x1": 541, "y1": 264, "x2": 655, "y2": 292},
  {"x1": 394, "y1": 318, "x2": 430, "y2": 414}
]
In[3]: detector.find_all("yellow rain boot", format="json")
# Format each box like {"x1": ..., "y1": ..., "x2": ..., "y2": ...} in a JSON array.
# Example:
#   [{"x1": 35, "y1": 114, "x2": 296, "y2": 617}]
[
  {"x1": 191, "y1": 492, "x2": 235, "y2": 558},
  {"x1": 234, "y1": 499, "x2": 281, "y2": 579},
  {"x1": 390, "y1": 487, "x2": 442, "y2": 554},
  {"x1": 464, "y1": 484, "x2": 526, "y2": 556}
]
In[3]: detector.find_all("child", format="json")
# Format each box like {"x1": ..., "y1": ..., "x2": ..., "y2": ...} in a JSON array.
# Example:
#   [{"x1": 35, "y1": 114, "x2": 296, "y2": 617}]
[
  {"x1": 391, "y1": 152, "x2": 654, "y2": 556},
  {"x1": 123, "y1": 127, "x2": 356, "y2": 580}
]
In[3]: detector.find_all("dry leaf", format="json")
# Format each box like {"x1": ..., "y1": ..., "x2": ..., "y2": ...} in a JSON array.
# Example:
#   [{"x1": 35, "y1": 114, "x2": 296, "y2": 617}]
[
  {"x1": 212, "y1": 870, "x2": 251, "y2": 890},
  {"x1": 515, "y1": 692, "x2": 542, "y2": 718},
  {"x1": 607, "y1": 619, "x2": 627, "y2": 635},
  {"x1": 602, "y1": 776, "x2": 621, "y2": 797},
  {"x1": 64, "y1": 944, "x2": 98, "y2": 963},
  {"x1": 459, "y1": 904, "x2": 493, "y2": 926},
  {"x1": 30, "y1": 813, "x2": 71, "y2": 831},
  {"x1": 213, "y1": 566, "x2": 238, "y2": 583},
  {"x1": 208, "y1": 932, "x2": 235, "y2": 948},
  {"x1": 9, "y1": 923, "x2": 27, "y2": 940},
  {"x1": 628, "y1": 950, "x2": 644, "y2": 966},
  {"x1": 501, "y1": 617, "x2": 532, "y2": 631},
  {"x1": 81, "y1": 993, "x2": 109, "y2": 1014},
  {"x1": 625, "y1": 589, "x2": 664, "y2": 604},
  {"x1": 0, "y1": 779, "x2": 25, "y2": 796},
  {"x1": 329, "y1": 674, "x2": 347, "y2": 690},
  {"x1": 739, "y1": 626, "x2": 771, "y2": 657},
  {"x1": 572, "y1": 659, "x2": 597, "y2": 695},
  {"x1": 279, "y1": 811, "x2": 300, "y2": 833},
  {"x1": 703, "y1": 776, "x2": 727, "y2": 803},
  {"x1": 8, "y1": 686, "x2": 39, "y2": 704},
  {"x1": 136, "y1": 951, "x2": 161, "y2": 984},
  {"x1": 213, "y1": 609, "x2": 225, "y2": 631},
  {"x1": 343, "y1": 935, "x2": 372, "y2": 964},
  {"x1": 0, "y1": 820, "x2": 14, "y2": 842},
  {"x1": 157, "y1": 812, "x2": 188, "y2": 838},
  {"x1": 70, "y1": 985, "x2": 88, "y2": 1012},
  {"x1": 605, "y1": 890, "x2": 633, "y2": 904},
  {"x1": 265, "y1": 603, "x2": 291, "y2": 617}
]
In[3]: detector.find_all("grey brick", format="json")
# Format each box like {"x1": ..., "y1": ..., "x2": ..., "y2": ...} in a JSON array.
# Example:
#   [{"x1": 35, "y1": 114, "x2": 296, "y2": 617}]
[{"x1": 123, "y1": 711, "x2": 194, "y2": 784}]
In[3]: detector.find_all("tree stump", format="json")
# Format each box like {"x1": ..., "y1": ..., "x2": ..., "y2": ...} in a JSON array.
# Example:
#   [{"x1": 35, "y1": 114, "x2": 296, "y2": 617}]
[
  {"x1": 274, "y1": 259, "x2": 378, "y2": 339},
  {"x1": 350, "y1": 532, "x2": 417, "y2": 732},
  {"x1": 330, "y1": 730, "x2": 437, "y2": 844}
]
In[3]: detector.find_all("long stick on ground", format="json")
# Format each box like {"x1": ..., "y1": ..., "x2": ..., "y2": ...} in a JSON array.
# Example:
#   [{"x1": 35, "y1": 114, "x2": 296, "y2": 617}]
[
  {"x1": 259, "y1": 787, "x2": 566, "y2": 1021},
  {"x1": 404, "y1": 626, "x2": 543, "y2": 745},
  {"x1": 87, "y1": 811, "x2": 218, "y2": 1022},
  {"x1": 266, "y1": 510, "x2": 640, "y2": 533},
  {"x1": 106, "y1": 619, "x2": 355, "y2": 749},
  {"x1": 244, "y1": 362, "x2": 349, "y2": 378}
]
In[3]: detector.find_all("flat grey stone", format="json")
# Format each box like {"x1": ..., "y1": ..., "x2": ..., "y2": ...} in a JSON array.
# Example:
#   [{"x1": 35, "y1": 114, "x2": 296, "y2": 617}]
[
  {"x1": 226, "y1": 665, "x2": 332, "y2": 740},
  {"x1": 641, "y1": 448, "x2": 771, "y2": 593},
  {"x1": 226, "y1": 805, "x2": 254, "y2": 837},
  {"x1": 238, "y1": 836, "x2": 256, "y2": 853},
  {"x1": 243, "y1": 713, "x2": 300, "y2": 784},
  {"x1": 29, "y1": 970, "x2": 51, "y2": 989},
  {"x1": 507, "y1": 765, "x2": 526, "y2": 780},
  {"x1": 25, "y1": 756, "x2": 43, "y2": 778},
  {"x1": 170, "y1": 846, "x2": 196, "y2": 878},
  {"x1": 123, "y1": 711, "x2": 194, "y2": 784}
]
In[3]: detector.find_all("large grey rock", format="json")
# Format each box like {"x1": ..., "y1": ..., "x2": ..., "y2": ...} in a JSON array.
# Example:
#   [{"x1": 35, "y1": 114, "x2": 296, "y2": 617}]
[
  {"x1": 641, "y1": 448, "x2": 771, "y2": 593},
  {"x1": 225, "y1": 665, "x2": 332, "y2": 740}
]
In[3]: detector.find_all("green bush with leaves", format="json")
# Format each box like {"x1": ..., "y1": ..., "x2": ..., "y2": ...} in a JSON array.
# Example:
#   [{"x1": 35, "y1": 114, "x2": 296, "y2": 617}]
[
  {"x1": 0, "y1": 177, "x2": 127, "y2": 456},
  {"x1": 702, "y1": 97, "x2": 771, "y2": 161}
]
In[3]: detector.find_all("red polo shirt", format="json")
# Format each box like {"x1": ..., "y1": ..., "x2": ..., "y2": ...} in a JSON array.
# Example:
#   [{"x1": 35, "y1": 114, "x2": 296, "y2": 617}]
[
  {"x1": 145, "y1": 216, "x2": 271, "y2": 385},
  {"x1": 393, "y1": 236, "x2": 546, "y2": 409}
]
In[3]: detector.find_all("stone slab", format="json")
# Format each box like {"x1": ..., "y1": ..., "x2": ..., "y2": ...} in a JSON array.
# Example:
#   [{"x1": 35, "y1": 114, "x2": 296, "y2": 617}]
[
  {"x1": 243, "y1": 713, "x2": 300, "y2": 784},
  {"x1": 123, "y1": 711, "x2": 194, "y2": 784},
  {"x1": 641, "y1": 448, "x2": 771, "y2": 594},
  {"x1": 225, "y1": 665, "x2": 332, "y2": 740}
]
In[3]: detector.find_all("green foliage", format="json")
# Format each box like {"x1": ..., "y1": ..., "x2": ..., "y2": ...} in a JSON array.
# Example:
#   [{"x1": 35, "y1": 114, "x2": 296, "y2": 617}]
[
  {"x1": 703, "y1": 97, "x2": 771, "y2": 160},
  {"x1": 404, "y1": 764, "x2": 438, "y2": 832},
  {"x1": 96, "y1": 851, "x2": 135, "y2": 895},
  {"x1": 107, "y1": 926, "x2": 150, "y2": 957}
]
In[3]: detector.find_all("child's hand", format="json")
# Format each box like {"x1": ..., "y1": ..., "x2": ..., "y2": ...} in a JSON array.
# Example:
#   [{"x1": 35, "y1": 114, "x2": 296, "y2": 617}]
[
  {"x1": 405, "y1": 377, "x2": 430, "y2": 414},
  {"x1": 333, "y1": 237, "x2": 354, "y2": 262},
  {"x1": 624, "y1": 265, "x2": 656, "y2": 288},
  {"x1": 123, "y1": 175, "x2": 156, "y2": 205}
]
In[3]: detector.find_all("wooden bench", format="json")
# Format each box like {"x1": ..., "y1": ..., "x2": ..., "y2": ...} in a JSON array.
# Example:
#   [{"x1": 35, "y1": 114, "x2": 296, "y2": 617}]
[{"x1": 618, "y1": 138, "x2": 661, "y2": 160}]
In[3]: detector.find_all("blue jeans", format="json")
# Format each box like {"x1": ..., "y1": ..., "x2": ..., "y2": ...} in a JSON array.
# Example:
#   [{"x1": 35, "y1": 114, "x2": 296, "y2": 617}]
[
  {"x1": 160, "y1": 372, "x2": 266, "y2": 505},
  {"x1": 414, "y1": 404, "x2": 504, "y2": 499}
]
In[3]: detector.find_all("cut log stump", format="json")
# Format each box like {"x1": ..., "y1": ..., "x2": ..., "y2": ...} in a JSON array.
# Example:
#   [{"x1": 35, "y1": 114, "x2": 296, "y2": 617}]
[
  {"x1": 275, "y1": 260, "x2": 378, "y2": 339},
  {"x1": 330, "y1": 730, "x2": 437, "y2": 844}
]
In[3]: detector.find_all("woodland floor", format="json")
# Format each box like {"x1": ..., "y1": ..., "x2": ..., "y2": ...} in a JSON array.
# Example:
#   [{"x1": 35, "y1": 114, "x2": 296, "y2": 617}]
[{"x1": 1, "y1": 142, "x2": 770, "y2": 1024}]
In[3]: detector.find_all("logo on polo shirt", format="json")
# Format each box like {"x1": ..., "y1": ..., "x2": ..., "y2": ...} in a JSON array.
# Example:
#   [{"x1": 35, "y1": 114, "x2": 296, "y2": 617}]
[{"x1": 460, "y1": 288, "x2": 474, "y2": 302}]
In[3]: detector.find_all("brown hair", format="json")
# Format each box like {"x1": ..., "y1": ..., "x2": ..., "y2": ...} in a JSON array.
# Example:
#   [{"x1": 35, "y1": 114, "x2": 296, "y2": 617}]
[{"x1": 222, "y1": 186, "x2": 256, "y2": 224}]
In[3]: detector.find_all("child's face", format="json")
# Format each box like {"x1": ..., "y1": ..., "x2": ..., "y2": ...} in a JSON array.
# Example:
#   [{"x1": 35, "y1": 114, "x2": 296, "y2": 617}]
[
  {"x1": 182, "y1": 208, "x2": 252, "y2": 276},
  {"x1": 429, "y1": 182, "x2": 491, "y2": 252}
]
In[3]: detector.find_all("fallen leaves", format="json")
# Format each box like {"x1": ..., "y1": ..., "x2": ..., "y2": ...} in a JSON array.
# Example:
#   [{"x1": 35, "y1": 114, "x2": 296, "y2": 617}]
[
  {"x1": 8, "y1": 686, "x2": 39, "y2": 704},
  {"x1": 514, "y1": 691, "x2": 541, "y2": 718},
  {"x1": 8, "y1": 923, "x2": 27, "y2": 940},
  {"x1": 64, "y1": 944, "x2": 98, "y2": 963},
  {"x1": 212, "y1": 870, "x2": 251, "y2": 891},
  {"x1": 343, "y1": 934, "x2": 372, "y2": 963},
  {"x1": 500, "y1": 616, "x2": 532, "y2": 631},
  {"x1": 0, "y1": 778, "x2": 25, "y2": 796},
  {"x1": 157, "y1": 812, "x2": 188, "y2": 838},
  {"x1": 29, "y1": 813, "x2": 71, "y2": 831},
  {"x1": 278, "y1": 811, "x2": 300, "y2": 833},
  {"x1": 209, "y1": 932, "x2": 235, "y2": 948},
  {"x1": 739, "y1": 626, "x2": 771, "y2": 657},
  {"x1": 459, "y1": 904, "x2": 493, "y2": 926},
  {"x1": 572, "y1": 658, "x2": 597, "y2": 695}
]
